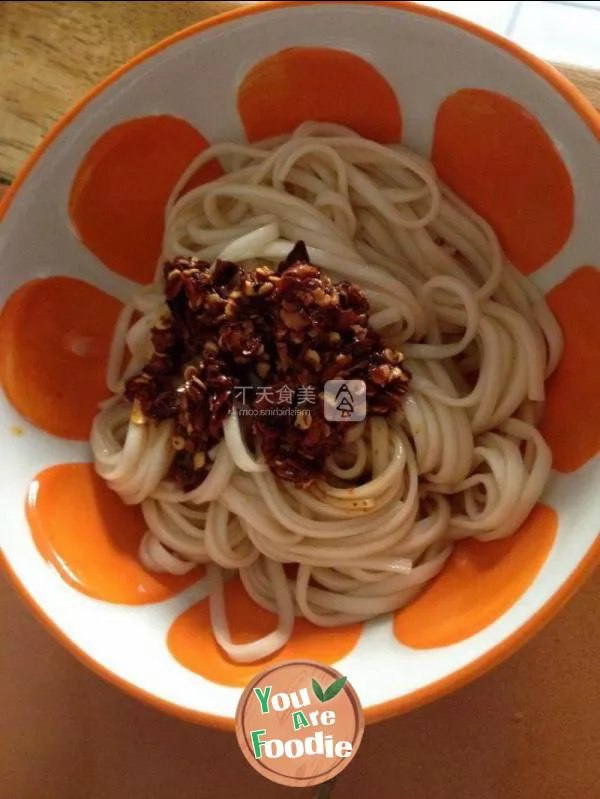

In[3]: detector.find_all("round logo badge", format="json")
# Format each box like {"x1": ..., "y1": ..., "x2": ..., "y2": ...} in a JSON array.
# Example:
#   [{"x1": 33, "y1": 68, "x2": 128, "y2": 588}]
[{"x1": 235, "y1": 660, "x2": 364, "y2": 788}]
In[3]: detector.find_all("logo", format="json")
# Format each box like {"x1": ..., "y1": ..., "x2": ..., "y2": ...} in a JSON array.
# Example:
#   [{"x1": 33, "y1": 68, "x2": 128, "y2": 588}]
[
  {"x1": 324, "y1": 380, "x2": 367, "y2": 422},
  {"x1": 235, "y1": 660, "x2": 364, "y2": 788}
]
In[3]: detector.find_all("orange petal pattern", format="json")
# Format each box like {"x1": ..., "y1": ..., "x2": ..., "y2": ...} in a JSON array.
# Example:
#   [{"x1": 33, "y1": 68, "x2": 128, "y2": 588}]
[
  {"x1": 69, "y1": 116, "x2": 221, "y2": 284},
  {"x1": 0, "y1": 277, "x2": 120, "y2": 440},
  {"x1": 540, "y1": 266, "x2": 600, "y2": 472},
  {"x1": 432, "y1": 89, "x2": 573, "y2": 275},
  {"x1": 394, "y1": 504, "x2": 557, "y2": 648},
  {"x1": 27, "y1": 463, "x2": 200, "y2": 604},
  {"x1": 238, "y1": 47, "x2": 402, "y2": 143},
  {"x1": 168, "y1": 577, "x2": 362, "y2": 687}
]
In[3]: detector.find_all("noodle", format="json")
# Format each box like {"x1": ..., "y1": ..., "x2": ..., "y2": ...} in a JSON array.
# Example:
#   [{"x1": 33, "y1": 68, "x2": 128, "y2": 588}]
[{"x1": 91, "y1": 122, "x2": 562, "y2": 661}]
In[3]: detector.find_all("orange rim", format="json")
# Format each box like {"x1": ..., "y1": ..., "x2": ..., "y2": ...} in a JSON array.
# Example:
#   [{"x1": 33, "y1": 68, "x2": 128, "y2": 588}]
[{"x1": 1, "y1": 0, "x2": 599, "y2": 731}]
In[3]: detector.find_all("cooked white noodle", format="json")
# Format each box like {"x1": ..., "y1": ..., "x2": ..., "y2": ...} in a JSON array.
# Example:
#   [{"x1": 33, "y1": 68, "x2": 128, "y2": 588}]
[{"x1": 91, "y1": 123, "x2": 561, "y2": 662}]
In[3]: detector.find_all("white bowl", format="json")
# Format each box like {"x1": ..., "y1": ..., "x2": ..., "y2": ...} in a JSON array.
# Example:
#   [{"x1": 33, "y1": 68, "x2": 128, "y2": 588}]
[{"x1": 1, "y1": 1, "x2": 599, "y2": 728}]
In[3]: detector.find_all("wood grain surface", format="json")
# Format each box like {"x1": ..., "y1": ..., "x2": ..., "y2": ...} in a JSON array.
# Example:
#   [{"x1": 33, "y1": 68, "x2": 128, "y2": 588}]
[
  {"x1": 0, "y1": 4, "x2": 599, "y2": 799},
  {"x1": 0, "y1": 1, "x2": 600, "y2": 183}
]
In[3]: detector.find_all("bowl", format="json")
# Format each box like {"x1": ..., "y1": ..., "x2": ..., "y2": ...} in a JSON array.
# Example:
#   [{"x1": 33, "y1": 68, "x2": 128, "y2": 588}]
[{"x1": 1, "y1": 1, "x2": 599, "y2": 729}]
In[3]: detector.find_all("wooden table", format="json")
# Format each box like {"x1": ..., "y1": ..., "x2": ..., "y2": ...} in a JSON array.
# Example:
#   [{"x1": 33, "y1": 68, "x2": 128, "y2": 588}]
[
  {"x1": 1, "y1": 0, "x2": 600, "y2": 182},
  {"x1": 1, "y1": 4, "x2": 599, "y2": 799}
]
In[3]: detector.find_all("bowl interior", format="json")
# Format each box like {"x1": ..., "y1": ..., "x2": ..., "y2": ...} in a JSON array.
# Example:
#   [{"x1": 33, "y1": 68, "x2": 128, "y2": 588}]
[{"x1": 0, "y1": 1, "x2": 599, "y2": 728}]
